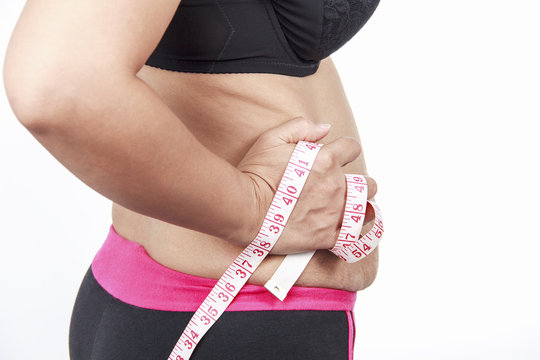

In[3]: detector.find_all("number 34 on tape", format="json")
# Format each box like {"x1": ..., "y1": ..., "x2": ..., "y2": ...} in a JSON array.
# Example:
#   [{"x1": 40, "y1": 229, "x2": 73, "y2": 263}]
[{"x1": 168, "y1": 141, "x2": 383, "y2": 360}]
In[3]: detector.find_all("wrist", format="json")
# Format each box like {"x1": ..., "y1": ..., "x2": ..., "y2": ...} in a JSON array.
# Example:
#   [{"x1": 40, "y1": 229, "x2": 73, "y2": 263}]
[{"x1": 222, "y1": 170, "x2": 267, "y2": 247}]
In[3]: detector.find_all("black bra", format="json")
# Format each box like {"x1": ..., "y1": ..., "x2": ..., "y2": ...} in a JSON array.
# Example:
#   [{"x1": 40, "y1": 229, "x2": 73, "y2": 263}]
[{"x1": 145, "y1": 0, "x2": 380, "y2": 77}]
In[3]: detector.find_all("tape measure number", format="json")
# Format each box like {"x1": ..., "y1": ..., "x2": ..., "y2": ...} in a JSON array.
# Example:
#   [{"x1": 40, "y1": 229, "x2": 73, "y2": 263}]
[{"x1": 168, "y1": 141, "x2": 383, "y2": 359}]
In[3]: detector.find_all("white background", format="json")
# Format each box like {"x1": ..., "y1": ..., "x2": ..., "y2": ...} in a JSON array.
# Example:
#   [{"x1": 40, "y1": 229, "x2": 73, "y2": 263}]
[{"x1": 1, "y1": 0, "x2": 539, "y2": 359}]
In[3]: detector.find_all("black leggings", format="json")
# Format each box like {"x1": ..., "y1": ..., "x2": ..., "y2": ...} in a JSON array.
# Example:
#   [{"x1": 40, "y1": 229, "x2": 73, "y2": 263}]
[{"x1": 69, "y1": 268, "x2": 354, "y2": 360}]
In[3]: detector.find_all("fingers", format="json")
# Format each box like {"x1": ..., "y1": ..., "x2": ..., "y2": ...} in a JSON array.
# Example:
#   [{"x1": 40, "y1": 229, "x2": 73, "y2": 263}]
[
  {"x1": 261, "y1": 117, "x2": 331, "y2": 145},
  {"x1": 317, "y1": 136, "x2": 362, "y2": 167},
  {"x1": 363, "y1": 205, "x2": 376, "y2": 231},
  {"x1": 316, "y1": 137, "x2": 377, "y2": 197},
  {"x1": 259, "y1": 118, "x2": 378, "y2": 200},
  {"x1": 365, "y1": 175, "x2": 378, "y2": 200}
]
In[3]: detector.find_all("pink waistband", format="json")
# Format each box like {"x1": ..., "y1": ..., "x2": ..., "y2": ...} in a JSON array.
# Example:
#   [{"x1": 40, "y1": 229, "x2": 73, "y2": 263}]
[{"x1": 91, "y1": 225, "x2": 357, "y2": 312}]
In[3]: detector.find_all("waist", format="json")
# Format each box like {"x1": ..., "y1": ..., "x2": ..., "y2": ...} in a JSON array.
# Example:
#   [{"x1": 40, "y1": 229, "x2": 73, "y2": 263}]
[
  {"x1": 112, "y1": 58, "x2": 374, "y2": 291},
  {"x1": 92, "y1": 224, "x2": 357, "y2": 312}
]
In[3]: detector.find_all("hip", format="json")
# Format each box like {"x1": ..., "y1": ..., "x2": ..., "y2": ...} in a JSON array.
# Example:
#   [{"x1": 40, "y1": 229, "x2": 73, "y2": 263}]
[
  {"x1": 70, "y1": 268, "x2": 356, "y2": 360},
  {"x1": 69, "y1": 225, "x2": 357, "y2": 359},
  {"x1": 112, "y1": 204, "x2": 378, "y2": 291}
]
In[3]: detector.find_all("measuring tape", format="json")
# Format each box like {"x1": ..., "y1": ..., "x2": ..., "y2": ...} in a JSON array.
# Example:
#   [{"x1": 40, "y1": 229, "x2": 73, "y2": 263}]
[
  {"x1": 264, "y1": 174, "x2": 383, "y2": 300},
  {"x1": 168, "y1": 141, "x2": 383, "y2": 360}
]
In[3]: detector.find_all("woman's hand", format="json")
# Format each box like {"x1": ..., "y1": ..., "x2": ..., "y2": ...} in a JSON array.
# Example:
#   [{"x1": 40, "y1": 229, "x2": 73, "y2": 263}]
[{"x1": 237, "y1": 117, "x2": 377, "y2": 254}]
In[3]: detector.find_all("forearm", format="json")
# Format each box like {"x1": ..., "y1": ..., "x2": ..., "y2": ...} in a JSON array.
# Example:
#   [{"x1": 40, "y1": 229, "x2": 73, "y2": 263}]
[{"x1": 13, "y1": 73, "x2": 257, "y2": 245}]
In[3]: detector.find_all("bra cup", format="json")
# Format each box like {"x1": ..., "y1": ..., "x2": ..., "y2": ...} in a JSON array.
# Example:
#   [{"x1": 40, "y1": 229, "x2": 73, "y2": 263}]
[
  {"x1": 271, "y1": 0, "x2": 324, "y2": 61},
  {"x1": 316, "y1": 0, "x2": 380, "y2": 59},
  {"x1": 271, "y1": 0, "x2": 380, "y2": 61},
  {"x1": 145, "y1": 0, "x2": 380, "y2": 76}
]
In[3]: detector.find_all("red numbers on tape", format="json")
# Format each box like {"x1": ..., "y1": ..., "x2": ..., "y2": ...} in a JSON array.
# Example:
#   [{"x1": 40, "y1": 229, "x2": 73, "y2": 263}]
[
  {"x1": 167, "y1": 141, "x2": 384, "y2": 359},
  {"x1": 167, "y1": 141, "x2": 323, "y2": 360},
  {"x1": 330, "y1": 174, "x2": 384, "y2": 263},
  {"x1": 235, "y1": 269, "x2": 246, "y2": 278}
]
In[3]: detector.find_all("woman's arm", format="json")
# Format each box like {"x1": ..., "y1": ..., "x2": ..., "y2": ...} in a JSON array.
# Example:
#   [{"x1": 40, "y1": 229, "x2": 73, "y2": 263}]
[
  {"x1": 3, "y1": 0, "x2": 265, "y2": 244},
  {"x1": 4, "y1": 0, "x2": 351, "y2": 251}
]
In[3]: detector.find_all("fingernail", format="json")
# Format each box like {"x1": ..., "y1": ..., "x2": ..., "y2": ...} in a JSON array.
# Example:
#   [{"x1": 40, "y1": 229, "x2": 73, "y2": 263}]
[{"x1": 317, "y1": 123, "x2": 332, "y2": 130}]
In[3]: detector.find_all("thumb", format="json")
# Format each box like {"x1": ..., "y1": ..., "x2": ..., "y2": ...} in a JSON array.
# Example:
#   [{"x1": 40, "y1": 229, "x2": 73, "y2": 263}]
[{"x1": 265, "y1": 117, "x2": 331, "y2": 145}]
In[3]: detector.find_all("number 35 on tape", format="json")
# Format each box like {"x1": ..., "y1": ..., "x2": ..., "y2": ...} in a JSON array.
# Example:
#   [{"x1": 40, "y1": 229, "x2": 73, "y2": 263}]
[{"x1": 168, "y1": 141, "x2": 383, "y2": 360}]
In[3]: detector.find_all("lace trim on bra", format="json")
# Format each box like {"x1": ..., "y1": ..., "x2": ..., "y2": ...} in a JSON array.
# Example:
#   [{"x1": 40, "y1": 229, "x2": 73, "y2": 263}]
[{"x1": 316, "y1": 0, "x2": 380, "y2": 59}]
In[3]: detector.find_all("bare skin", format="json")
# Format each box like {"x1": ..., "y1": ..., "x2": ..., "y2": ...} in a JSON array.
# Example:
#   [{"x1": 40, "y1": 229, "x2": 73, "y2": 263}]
[
  {"x1": 112, "y1": 59, "x2": 379, "y2": 291},
  {"x1": 4, "y1": 0, "x2": 378, "y2": 293}
]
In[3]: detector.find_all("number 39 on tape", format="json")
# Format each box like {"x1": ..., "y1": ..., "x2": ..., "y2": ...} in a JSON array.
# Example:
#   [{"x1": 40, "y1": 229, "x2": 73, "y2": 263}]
[{"x1": 168, "y1": 141, "x2": 383, "y2": 360}]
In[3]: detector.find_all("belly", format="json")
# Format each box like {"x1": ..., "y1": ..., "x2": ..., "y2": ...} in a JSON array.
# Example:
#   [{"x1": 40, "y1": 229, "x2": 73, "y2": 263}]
[{"x1": 111, "y1": 58, "x2": 375, "y2": 291}]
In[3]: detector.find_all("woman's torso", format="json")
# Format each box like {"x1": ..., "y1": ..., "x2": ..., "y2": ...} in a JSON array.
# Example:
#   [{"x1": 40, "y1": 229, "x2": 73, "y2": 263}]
[{"x1": 111, "y1": 57, "x2": 375, "y2": 291}]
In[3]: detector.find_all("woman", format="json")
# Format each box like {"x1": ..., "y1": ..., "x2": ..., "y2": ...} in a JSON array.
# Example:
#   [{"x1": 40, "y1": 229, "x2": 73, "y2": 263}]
[{"x1": 4, "y1": 0, "x2": 381, "y2": 359}]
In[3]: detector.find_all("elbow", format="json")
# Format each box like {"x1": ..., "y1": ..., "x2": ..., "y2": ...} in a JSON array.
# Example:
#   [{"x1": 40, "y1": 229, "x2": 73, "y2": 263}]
[
  {"x1": 5, "y1": 90, "x2": 65, "y2": 136},
  {"x1": 4, "y1": 60, "x2": 84, "y2": 134},
  {"x1": 3, "y1": 44, "x2": 121, "y2": 135},
  {"x1": 3, "y1": 17, "x2": 112, "y2": 133}
]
